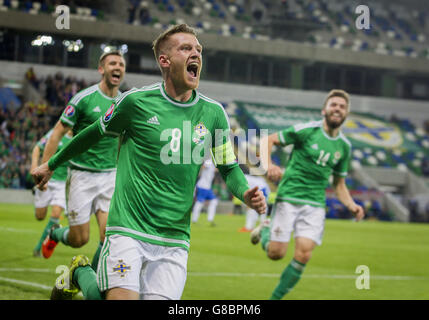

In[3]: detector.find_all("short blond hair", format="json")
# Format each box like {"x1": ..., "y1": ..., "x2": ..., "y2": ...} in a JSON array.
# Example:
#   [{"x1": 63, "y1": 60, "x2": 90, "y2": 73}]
[
  {"x1": 152, "y1": 24, "x2": 198, "y2": 64},
  {"x1": 98, "y1": 50, "x2": 124, "y2": 67},
  {"x1": 323, "y1": 89, "x2": 350, "y2": 110}
]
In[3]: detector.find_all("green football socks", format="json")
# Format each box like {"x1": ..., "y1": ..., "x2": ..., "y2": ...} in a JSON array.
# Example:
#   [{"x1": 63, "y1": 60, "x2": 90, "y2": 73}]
[
  {"x1": 260, "y1": 226, "x2": 270, "y2": 252},
  {"x1": 34, "y1": 217, "x2": 59, "y2": 252},
  {"x1": 91, "y1": 241, "x2": 103, "y2": 272},
  {"x1": 270, "y1": 259, "x2": 306, "y2": 300},
  {"x1": 73, "y1": 266, "x2": 103, "y2": 300},
  {"x1": 51, "y1": 226, "x2": 70, "y2": 245}
]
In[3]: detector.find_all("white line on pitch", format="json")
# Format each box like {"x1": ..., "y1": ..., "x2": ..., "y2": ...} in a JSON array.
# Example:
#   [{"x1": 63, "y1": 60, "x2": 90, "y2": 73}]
[
  {"x1": 0, "y1": 276, "x2": 84, "y2": 298},
  {"x1": 1, "y1": 268, "x2": 428, "y2": 281},
  {"x1": 188, "y1": 272, "x2": 429, "y2": 281},
  {"x1": 0, "y1": 227, "x2": 38, "y2": 234},
  {"x1": 0, "y1": 276, "x2": 52, "y2": 290},
  {"x1": 0, "y1": 268, "x2": 52, "y2": 273}
]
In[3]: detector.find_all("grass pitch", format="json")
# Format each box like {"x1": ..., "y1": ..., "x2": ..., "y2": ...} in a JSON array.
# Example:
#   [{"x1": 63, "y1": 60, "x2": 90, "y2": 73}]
[{"x1": 1, "y1": 202, "x2": 429, "y2": 300}]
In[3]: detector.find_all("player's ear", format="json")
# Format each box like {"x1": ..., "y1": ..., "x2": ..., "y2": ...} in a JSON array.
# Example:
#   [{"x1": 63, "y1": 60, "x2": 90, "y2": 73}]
[
  {"x1": 98, "y1": 64, "x2": 105, "y2": 76},
  {"x1": 158, "y1": 54, "x2": 170, "y2": 68}
]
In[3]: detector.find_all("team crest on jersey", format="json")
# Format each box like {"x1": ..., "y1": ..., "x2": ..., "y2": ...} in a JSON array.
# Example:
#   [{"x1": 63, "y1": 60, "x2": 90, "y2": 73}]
[
  {"x1": 103, "y1": 103, "x2": 115, "y2": 122},
  {"x1": 332, "y1": 151, "x2": 341, "y2": 165},
  {"x1": 64, "y1": 105, "x2": 75, "y2": 117},
  {"x1": 113, "y1": 260, "x2": 131, "y2": 278},
  {"x1": 192, "y1": 122, "x2": 208, "y2": 145}
]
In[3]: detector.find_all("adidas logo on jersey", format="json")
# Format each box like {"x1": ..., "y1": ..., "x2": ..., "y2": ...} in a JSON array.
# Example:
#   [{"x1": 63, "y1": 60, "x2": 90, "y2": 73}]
[
  {"x1": 147, "y1": 116, "x2": 160, "y2": 125},
  {"x1": 93, "y1": 106, "x2": 101, "y2": 113}
]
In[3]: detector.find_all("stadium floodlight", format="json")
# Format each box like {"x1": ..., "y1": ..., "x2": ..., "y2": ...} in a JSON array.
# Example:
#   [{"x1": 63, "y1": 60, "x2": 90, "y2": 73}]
[
  {"x1": 120, "y1": 44, "x2": 128, "y2": 54},
  {"x1": 100, "y1": 43, "x2": 128, "y2": 55},
  {"x1": 63, "y1": 39, "x2": 84, "y2": 52},
  {"x1": 31, "y1": 35, "x2": 54, "y2": 46}
]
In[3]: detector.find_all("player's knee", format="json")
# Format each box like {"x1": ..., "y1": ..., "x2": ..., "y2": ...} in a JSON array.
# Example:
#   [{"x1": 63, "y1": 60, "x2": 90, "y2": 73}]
[
  {"x1": 295, "y1": 250, "x2": 312, "y2": 264},
  {"x1": 35, "y1": 209, "x2": 47, "y2": 220},
  {"x1": 69, "y1": 235, "x2": 89, "y2": 248},
  {"x1": 267, "y1": 248, "x2": 286, "y2": 261}
]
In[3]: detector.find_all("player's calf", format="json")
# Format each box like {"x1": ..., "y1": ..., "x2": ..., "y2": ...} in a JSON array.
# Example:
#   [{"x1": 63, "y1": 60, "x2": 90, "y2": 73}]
[{"x1": 67, "y1": 224, "x2": 90, "y2": 248}]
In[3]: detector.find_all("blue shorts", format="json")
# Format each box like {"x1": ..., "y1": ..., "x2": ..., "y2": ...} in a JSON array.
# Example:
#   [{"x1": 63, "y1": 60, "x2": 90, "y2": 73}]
[{"x1": 196, "y1": 187, "x2": 217, "y2": 202}]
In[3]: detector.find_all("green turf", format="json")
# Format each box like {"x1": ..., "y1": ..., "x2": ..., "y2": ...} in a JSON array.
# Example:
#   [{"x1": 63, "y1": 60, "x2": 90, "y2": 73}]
[{"x1": 1, "y1": 202, "x2": 429, "y2": 300}]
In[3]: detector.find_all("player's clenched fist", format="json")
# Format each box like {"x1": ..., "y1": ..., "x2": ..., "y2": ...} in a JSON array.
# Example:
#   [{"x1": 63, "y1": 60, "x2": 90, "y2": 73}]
[
  {"x1": 31, "y1": 162, "x2": 53, "y2": 191},
  {"x1": 243, "y1": 186, "x2": 267, "y2": 215},
  {"x1": 267, "y1": 164, "x2": 283, "y2": 182}
]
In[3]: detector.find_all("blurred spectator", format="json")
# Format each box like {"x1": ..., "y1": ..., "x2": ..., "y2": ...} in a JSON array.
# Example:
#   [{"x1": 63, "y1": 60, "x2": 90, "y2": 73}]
[
  {"x1": 139, "y1": 7, "x2": 151, "y2": 25},
  {"x1": 25, "y1": 67, "x2": 39, "y2": 88},
  {"x1": 0, "y1": 68, "x2": 96, "y2": 189},
  {"x1": 128, "y1": 0, "x2": 139, "y2": 24}
]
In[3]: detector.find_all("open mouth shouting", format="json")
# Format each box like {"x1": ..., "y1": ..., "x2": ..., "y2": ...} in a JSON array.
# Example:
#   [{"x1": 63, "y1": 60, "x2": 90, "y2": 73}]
[
  {"x1": 186, "y1": 61, "x2": 199, "y2": 80},
  {"x1": 110, "y1": 70, "x2": 122, "y2": 84}
]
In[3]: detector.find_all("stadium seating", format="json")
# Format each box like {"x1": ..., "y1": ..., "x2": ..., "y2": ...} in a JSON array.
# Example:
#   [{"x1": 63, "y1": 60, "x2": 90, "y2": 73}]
[
  {"x1": 5, "y1": 0, "x2": 427, "y2": 60},
  {"x1": 234, "y1": 100, "x2": 429, "y2": 177},
  {"x1": 2, "y1": 0, "x2": 106, "y2": 20},
  {"x1": 0, "y1": 69, "x2": 95, "y2": 189}
]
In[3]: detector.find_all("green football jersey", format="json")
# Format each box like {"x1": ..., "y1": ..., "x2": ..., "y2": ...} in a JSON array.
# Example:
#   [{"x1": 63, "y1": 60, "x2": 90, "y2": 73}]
[
  {"x1": 37, "y1": 130, "x2": 72, "y2": 181},
  {"x1": 60, "y1": 84, "x2": 121, "y2": 172},
  {"x1": 96, "y1": 82, "x2": 237, "y2": 250},
  {"x1": 276, "y1": 120, "x2": 351, "y2": 207}
]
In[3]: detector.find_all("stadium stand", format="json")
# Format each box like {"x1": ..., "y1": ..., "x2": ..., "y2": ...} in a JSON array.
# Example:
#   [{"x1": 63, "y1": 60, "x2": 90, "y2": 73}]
[
  {"x1": 1, "y1": 0, "x2": 429, "y2": 223},
  {"x1": 0, "y1": 0, "x2": 107, "y2": 20}
]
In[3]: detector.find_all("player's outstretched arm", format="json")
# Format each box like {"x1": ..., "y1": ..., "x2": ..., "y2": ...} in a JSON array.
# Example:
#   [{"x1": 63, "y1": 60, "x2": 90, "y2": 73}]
[
  {"x1": 260, "y1": 133, "x2": 283, "y2": 182},
  {"x1": 42, "y1": 121, "x2": 71, "y2": 163},
  {"x1": 30, "y1": 145, "x2": 41, "y2": 173},
  {"x1": 31, "y1": 121, "x2": 103, "y2": 190},
  {"x1": 333, "y1": 175, "x2": 365, "y2": 221}
]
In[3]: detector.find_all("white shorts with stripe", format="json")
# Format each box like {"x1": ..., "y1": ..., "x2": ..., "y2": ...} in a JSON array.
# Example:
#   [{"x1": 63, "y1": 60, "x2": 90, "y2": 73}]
[
  {"x1": 66, "y1": 169, "x2": 116, "y2": 226},
  {"x1": 270, "y1": 201, "x2": 326, "y2": 245},
  {"x1": 34, "y1": 180, "x2": 66, "y2": 209},
  {"x1": 97, "y1": 234, "x2": 188, "y2": 300}
]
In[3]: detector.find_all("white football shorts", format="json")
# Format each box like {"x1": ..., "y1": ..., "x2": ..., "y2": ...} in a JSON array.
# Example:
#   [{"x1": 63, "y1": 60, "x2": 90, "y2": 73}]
[
  {"x1": 270, "y1": 201, "x2": 326, "y2": 245},
  {"x1": 34, "y1": 180, "x2": 66, "y2": 209},
  {"x1": 66, "y1": 169, "x2": 116, "y2": 226},
  {"x1": 97, "y1": 234, "x2": 188, "y2": 300}
]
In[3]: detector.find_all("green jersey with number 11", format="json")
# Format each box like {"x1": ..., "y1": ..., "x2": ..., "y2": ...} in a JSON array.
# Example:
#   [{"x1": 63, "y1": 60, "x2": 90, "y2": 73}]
[
  {"x1": 276, "y1": 120, "x2": 352, "y2": 208},
  {"x1": 97, "y1": 82, "x2": 238, "y2": 250}
]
